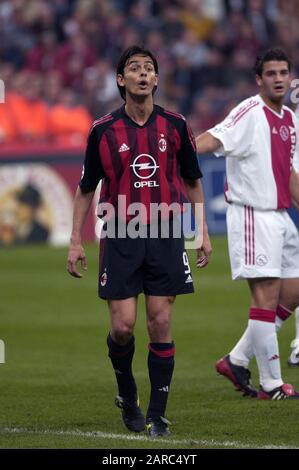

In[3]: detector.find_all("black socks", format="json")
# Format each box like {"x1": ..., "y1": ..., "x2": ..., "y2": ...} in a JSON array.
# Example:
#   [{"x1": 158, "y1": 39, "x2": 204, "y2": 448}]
[
  {"x1": 147, "y1": 342, "x2": 175, "y2": 420},
  {"x1": 107, "y1": 333, "x2": 137, "y2": 402}
]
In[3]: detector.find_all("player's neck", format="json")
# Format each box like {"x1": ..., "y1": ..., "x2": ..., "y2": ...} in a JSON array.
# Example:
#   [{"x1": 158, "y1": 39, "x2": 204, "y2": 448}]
[
  {"x1": 259, "y1": 92, "x2": 283, "y2": 115},
  {"x1": 125, "y1": 97, "x2": 154, "y2": 126}
]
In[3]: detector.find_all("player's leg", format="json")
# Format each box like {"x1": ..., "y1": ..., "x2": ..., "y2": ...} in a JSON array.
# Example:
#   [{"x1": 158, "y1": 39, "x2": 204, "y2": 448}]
[
  {"x1": 230, "y1": 218, "x2": 299, "y2": 370},
  {"x1": 143, "y1": 218, "x2": 192, "y2": 435},
  {"x1": 248, "y1": 277, "x2": 299, "y2": 398},
  {"x1": 108, "y1": 297, "x2": 138, "y2": 396},
  {"x1": 279, "y1": 278, "x2": 299, "y2": 366},
  {"x1": 145, "y1": 295, "x2": 175, "y2": 437},
  {"x1": 216, "y1": 204, "x2": 260, "y2": 396},
  {"x1": 99, "y1": 233, "x2": 145, "y2": 431},
  {"x1": 217, "y1": 206, "x2": 299, "y2": 399},
  {"x1": 279, "y1": 214, "x2": 299, "y2": 365},
  {"x1": 247, "y1": 277, "x2": 282, "y2": 390},
  {"x1": 107, "y1": 297, "x2": 145, "y2": 432},
  {"x1": 228, "y1": 303, "x2": 290, "y2": 366}
]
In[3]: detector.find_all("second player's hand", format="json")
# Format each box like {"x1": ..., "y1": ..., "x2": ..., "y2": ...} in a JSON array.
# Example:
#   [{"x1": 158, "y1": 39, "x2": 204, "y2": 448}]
[
  {"x1": 196, "y1": 231, "x2": 212, "y2": 268},
  {"x1": 67, "y1": 243, "x2": 87, "y2": 278}
]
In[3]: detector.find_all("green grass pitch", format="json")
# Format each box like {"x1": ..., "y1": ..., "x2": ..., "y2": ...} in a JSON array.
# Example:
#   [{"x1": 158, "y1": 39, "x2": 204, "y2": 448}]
[{"x1": 1, "y1": 237, "x2": 299, "y2": 449}]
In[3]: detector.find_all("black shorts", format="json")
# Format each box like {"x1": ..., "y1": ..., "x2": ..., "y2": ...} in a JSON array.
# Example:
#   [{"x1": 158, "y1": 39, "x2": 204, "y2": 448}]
[{"x1": 98, "y1": 220, "x2": 194, "y2": 300}]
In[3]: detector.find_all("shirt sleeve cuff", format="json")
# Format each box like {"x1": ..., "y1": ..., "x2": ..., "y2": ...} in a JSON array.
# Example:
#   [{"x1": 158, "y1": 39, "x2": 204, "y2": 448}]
[{"x1": 207, "y1": 130, "x2": 226, "y2": 157}]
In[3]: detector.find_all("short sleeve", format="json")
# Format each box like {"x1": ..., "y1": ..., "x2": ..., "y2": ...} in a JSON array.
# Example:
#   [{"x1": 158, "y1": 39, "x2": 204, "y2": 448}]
[
  {"x1": 208, "y1": 101, "x2": 256, "y2": 158},
  {"x1": 177, "y1": 121, "x2": 202, "y2": 180},
  {"x1": 79, "y1": 126, "x2": 105, "y2": 193}
]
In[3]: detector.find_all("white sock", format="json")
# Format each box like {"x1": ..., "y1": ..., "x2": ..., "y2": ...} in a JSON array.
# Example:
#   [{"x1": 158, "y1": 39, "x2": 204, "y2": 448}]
[
  {"x1": 275, "y1": 316, "x2": 284, "y2": 332},
  {"x1": 230, "y1": 328, "x2": 253, "y2": 368},
  {"x1": 230, "y1": 314, "x2": 285, "y2": 369},
  {"x1": 249, "y1": 308, "x2": 283, "y2": 391}
]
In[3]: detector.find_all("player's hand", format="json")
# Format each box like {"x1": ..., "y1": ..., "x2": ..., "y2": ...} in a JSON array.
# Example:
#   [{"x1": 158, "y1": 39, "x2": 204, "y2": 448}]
[
  {"x1": 196, "y1": 230, "x2": 212, "y2": 268},
  {"x1": 67, "y1": 243, "x2": 87, "y2": 278}
]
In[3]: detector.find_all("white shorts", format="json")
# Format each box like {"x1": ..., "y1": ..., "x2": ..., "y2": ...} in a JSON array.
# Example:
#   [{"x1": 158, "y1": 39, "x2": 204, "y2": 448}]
[{"x1": 227, "y1": 204, "x2": 299, "y2": 280}]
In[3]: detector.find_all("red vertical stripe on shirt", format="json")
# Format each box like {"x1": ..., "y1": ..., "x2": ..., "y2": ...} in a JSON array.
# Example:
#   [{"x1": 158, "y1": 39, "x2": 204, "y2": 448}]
[
  {"x1": 263, "y1": 106, "x2": 293, "y2": 209},
  {"x1": 149, "y1": 115, "x2": 162, "y2": 205},
  {"x1": 137, "y1": 127, "x2": 151, "y2": 223}
]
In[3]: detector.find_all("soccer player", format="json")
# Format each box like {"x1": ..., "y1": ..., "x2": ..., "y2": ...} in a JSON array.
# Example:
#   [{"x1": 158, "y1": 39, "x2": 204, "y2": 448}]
[
  {"x1": 196, "y1": 48, "x2": 299, "y2": 400},
  {"x1": 67, "y1": 45, "x2": 212, "y2": 436}
]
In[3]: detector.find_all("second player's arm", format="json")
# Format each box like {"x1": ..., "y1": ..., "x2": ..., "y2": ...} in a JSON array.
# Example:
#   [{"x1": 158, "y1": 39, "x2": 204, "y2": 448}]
[
  {"x1": 195, "y1": 131, "x2": 222, "y2": 154},
  {"x1": 183, "y1": 178, "x2": 212, "y2": 268},
  {"x1": 67, "y1": 187, "x2": 95, "y2": 278}
]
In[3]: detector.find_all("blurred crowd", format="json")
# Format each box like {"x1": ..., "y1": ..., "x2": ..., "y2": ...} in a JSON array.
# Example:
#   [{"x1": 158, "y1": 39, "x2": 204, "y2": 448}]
[{"x1": 1, "y1": 0, "x2": 299, "y2": 146}]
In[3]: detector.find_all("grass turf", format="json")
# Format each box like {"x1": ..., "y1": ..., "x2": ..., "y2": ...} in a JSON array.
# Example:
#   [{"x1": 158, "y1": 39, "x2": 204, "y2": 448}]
[{"x1": 0, "y1": 237, "x2": 299, "y2": 449}]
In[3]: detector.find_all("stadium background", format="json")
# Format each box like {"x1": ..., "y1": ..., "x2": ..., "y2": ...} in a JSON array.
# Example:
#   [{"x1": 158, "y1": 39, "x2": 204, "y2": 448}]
[{"x1": 1, "y1": 0, "x2": 299, "y2": 450}]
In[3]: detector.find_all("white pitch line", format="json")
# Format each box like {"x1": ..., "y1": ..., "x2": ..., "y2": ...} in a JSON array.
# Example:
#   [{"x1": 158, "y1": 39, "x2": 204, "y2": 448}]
[{"x1": 0, "y1": 427, "x2": 297, "y2": 449}]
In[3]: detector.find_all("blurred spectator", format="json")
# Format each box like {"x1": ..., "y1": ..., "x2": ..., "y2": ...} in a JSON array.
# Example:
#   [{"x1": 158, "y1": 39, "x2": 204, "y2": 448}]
[
  {"x1": 25, "y1": 31, "x2": 59, "y2": 73},
  {"x1": 43, "y1": 70, "x2": 64, "y2": 107},
  {"x1": 7, "y1": 71, "x2": 49, "y2": 143},
  {"x1": 179, "y1": 0, "x2": 216, "y2": 40},
  {"x1": 159, "y1": 4, "x2": 184, "y2": 43},
  {"x1": 82, "y1": 59, "x2": 121, "y2": 118},
  {"x1": 55, "y1": 32, "x2": 96, "y2": 89},
  {"x1": 172, "y1": 30, "x2": 209, "y2": 67},
  {"x1": 49, "y1": 89, "x2": 92, "y2": 146},
  {"x1": 0, "y1": 98, "x2": 17, "y2": 143}
]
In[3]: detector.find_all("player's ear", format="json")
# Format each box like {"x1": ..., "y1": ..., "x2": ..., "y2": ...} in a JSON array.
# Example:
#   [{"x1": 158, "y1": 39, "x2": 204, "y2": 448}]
[
  {"x1": 255, "y1": 74, "x2": 262, "y2": 87},
  {"x1": 117, "y1": 74, "x2": 125, "y2": 87},
  {"x1": 154, "y1": 74, "x2": 158, "y2": 87}
]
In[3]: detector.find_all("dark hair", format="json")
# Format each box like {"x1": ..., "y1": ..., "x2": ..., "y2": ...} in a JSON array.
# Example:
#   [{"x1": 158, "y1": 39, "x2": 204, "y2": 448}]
[
  {"x1": 116, "y1": 45, "x2": 159, "y2": 100},
  {"x1": 254, "y1": 48, "x2": 291, "y2": 77}
]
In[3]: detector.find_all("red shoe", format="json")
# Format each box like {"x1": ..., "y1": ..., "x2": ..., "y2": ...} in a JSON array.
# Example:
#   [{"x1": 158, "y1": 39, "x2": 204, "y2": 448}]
[
  {"x1": 258, "y1": 383, "x2": 299, "y2": 400},
  {"x1": 215, "y1": 355, "x2": 257, "y2": 397}
]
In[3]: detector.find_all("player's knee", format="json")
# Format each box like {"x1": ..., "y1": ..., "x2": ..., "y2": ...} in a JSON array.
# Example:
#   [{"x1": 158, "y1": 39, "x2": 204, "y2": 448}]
[
  {"x1": 147, "y1": 314, "x2": 171, "y2": 339},
  {"x1": 112, "y1": 322, "x2": 134, "y2": 344}
]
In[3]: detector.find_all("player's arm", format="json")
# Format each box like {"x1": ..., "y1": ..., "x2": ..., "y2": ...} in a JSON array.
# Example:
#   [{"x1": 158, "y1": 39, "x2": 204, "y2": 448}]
[
  {"x1": 195, "y1": 131, "x2": 222, "y2": 154},
  {"x1": 178, "y1": 120, "x2": 212, "y2": 267},
  {"x1": 67, "y1": 125, "x2": 104, "y2": 278},
  {"x1": 67, "y1": 187, "x2": 95, "y2": 278},
  {"x1": 184, "y1": 178, "x2": 212, "y2": 268},
  {"x1": 290, "y1": 168, "x2": 299, "y2": 211}
]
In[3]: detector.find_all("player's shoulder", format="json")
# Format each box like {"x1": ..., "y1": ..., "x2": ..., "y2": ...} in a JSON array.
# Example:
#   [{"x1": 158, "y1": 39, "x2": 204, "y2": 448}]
[
  {"x1": 282, "y1": 104, "x2": 298, "y2": 123},
  {"x1": 91, "y1": 107, "x2": 122, "y2": 132},
  {"x1": 157, "y1": 105, "x2": 189, "y2": 132},
  {"x1": 159, "y1": 106, "x2": 186, "y2": 121},
  {"x1": 228, "y1": 95, "x2": 261, "y2": 119}
]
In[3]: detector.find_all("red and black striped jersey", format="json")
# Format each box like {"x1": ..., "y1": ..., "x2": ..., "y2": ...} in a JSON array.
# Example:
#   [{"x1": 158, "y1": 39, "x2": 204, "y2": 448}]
[{"x1": 80, "y1": 104, "x2": 202, "y2": 222}]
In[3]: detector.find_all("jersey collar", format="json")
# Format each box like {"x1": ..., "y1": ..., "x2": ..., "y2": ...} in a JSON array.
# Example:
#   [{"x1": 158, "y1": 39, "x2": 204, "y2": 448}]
[{"x1": 121, "y1": 104, "x2": 158, "y2": 128}]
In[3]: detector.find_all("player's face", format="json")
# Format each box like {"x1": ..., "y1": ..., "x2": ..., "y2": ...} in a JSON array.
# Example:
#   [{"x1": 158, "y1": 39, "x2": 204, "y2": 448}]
[
  {"x1": 256, "y1": 60, "x2": 291, "y2": 102},
  {"x1": 117, "y1": 54, "x2": 158, "y2": 99}
]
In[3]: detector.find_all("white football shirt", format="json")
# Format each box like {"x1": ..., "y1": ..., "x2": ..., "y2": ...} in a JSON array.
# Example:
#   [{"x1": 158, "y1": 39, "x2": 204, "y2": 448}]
[{"x1": 208, "y1": 94, "x2": 298, "y2": 210}]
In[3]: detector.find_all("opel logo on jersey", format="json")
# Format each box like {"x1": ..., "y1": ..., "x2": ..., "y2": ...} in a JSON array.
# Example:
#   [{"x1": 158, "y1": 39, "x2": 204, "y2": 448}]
[
  {"x1": 131, "y1": 154, "x2": 159, "y2": 179},
  {"x1": 130, "y1": 154, "x2": 160, "y2": 188}
]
